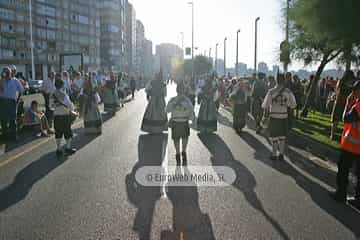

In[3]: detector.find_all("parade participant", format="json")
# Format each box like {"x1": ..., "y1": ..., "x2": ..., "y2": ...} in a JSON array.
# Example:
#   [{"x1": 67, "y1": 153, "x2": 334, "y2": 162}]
[
  {"x1": 130, "y1": 76, "x2": 136, "y2": 99},
  {"x1": 23, "y1": 100, "x2": 54, "y2": 137},
  {"x1": 52, "y1": 75, "x2": 77, "y2": 157},
  {"x1": 186, "y1": 78, "x2": 196, "y2": 107},
  {"x1": 230, "y1": 80, "x2": 249, "y2": 134},
  {"x1": 0, "y1": 67, "x2": 25, "y2": 141},
  {"x1": 331, "y1": 81, "x2": 360, "y2": 207},
  {"x1": 166, "y1": 83, "x2": 195, "y2": 166},
  {"x1": 102, "y1": 72, "x2": 120, "y2": 116},
  {"x1": 80, "y1": 74, "x2": 102, "y2": 135},
  {"x1": 141, "y1": 74, "x2": 168, "y2": 133},
  {"x1": 197, "y1": 78, "x2": 218, "y2": 133},
  {"x1": 41, "y1": 71, "x2": 56, "y2": 114},
  {"x1": 251, "y1": 72, "x2": 267, "y2": 133},
  {"x1": 262, "y1": 73, "x2": 297, "y2": 161},
  {"x1": 331, "y1": 71, "x2": 355, "y2": 140}
]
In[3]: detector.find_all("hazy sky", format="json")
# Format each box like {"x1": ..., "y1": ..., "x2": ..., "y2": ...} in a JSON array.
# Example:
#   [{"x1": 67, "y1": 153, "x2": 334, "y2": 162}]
[{"x1": 130, "y1": 0, "x2": 304, "y2": 70}]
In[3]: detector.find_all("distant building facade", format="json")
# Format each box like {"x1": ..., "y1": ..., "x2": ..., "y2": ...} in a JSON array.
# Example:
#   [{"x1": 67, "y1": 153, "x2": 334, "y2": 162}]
[
  {"x1": 155, "y1": 43, "x2": 183, "y2": 79},
  {"x1": 0, "y1": 0, "x2": 101, "y2": 79}
]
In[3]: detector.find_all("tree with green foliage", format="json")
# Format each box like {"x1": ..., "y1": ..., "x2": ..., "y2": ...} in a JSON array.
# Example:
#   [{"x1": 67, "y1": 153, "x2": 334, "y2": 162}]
[
  {"x1": 174, "y1": 55, "x2": 212, "y2": 79},
  {"x1": 288, "y1": 0, "x2": 360, "y2": 115}
]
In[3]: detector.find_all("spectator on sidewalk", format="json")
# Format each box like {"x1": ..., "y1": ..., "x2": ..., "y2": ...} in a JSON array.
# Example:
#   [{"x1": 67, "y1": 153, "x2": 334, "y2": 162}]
[
  {"x1": 0, "y1": 67, "x2": 25, "y2": 142},
  {"x1": 331, "y1": 81, "x2": 360, "y2": 208},
  {"x1": 23, "y1": 100, "x2": 54, "y2": 137},
  {"x1": 262, "y1": 73, "x2": 297, "y2": 161},
  {"x1": 62, "y1": 71, "x2": 72, "y2": 95},
  {"x1": 41, "y1": 71, "x2": 56, "y2": 114},
  {"x1": 331, "y1": 71, "x2": 355, "y2": 140}
]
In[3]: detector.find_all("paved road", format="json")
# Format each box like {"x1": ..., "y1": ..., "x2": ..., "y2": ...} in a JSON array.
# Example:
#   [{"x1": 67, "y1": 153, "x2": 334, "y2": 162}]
[{"x1": 0, "y1": 84, "x2": 359, "y2": 240}]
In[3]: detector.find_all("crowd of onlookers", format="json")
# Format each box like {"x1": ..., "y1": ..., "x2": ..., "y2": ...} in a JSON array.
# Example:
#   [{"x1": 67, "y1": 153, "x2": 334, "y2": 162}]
[{"x1": 0, "y1": 65, "x2": 145, "y2": 144}]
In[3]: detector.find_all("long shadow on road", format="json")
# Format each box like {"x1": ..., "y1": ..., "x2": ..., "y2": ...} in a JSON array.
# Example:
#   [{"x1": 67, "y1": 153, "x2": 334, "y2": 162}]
[
  {"x1": 126, "y1": 133, "x2": 168, "y2": 240},
  {"x1": 239, "y1": 131, "x2": 360, "y2": 238},
  {"x1": 198, "y1": 133, "x2": 290, "y2": 240},
  {"x1": 161, "y1": 167, "x2": 216, "y2": 240},
  {"x1": 0, "y1": 128, "x2": 100, "y2": 212}
]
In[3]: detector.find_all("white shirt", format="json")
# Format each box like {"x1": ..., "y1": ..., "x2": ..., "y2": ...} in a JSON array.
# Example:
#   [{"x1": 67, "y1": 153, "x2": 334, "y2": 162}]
[
  {"x1": 52, "y1": 90, "x2": 74, "y2": 116},
  {"x1": 262, "y1": 86, "x2": 297, "y2": 119},
  {"x1": 74, "y1": 77, "x2": 84, "y2": 90},
  {"x1": 166, "y1": 95, "x2": 195, "y2": 122},
  {"x1": 41, "y1": 78, "x2": 56, "y2": 94}
]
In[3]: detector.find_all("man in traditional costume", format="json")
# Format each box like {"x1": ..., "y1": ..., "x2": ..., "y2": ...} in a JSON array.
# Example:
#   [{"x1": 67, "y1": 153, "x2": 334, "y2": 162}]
[
  {"x1": 262, "y1": 73, "x2": 297, "y2": 161},
  {"x1": 141, "y1": 74, "x2": 168, "y2": 133},
  {"x1": 166, "y1": 83, "x2": 195, "y2": 166}
]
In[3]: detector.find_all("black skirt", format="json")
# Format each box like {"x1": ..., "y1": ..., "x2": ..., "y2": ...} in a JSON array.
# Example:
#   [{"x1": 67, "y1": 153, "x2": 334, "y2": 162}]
[{"x1": 171, "y1": 121, "x2": 190, "y2": 140}]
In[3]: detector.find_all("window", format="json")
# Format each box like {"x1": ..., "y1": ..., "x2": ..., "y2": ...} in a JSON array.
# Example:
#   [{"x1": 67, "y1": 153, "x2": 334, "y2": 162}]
[
  {"x1": 17, "y1": 25, "x2": 25, "y2": 34},
  {"x1": 78, "y1": 15, "x2": 89, "y2": 25},
  {"x1": 0, "y1": 8, "x2": 14, "y2": 20},
  {"x1": 1, "y1": 49, "x2": 14, "y2": 59},
  {"x1": 1, "y1": 23, "x2": 14, "y2": 33}
]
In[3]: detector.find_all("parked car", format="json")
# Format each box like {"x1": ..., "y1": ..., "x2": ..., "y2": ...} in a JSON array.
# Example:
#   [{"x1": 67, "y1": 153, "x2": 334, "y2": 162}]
[{"x1": 28, "y1": 80, "x2": 43, "y2": 94}]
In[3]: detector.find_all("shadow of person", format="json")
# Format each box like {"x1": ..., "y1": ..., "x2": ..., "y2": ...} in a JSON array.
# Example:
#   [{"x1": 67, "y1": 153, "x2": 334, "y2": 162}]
[
  {"x1": 0, "y1": 127, "x2": 100, "y2": 212},
  {"x1": 126, "y1": 133, "x2": 168, "y2": 240},
  {"x1": 239, "y1": 131, "x2": 360, "y2": 238},
  {"x1": 198, "y1": 133, "x2": 290, "y2": 240},
  {"x1": 161, "y1": 167, "x2": 216, "y2": 240},
  {"x1": 217, "y1": 111, "x2": 233, "y2": 128}
]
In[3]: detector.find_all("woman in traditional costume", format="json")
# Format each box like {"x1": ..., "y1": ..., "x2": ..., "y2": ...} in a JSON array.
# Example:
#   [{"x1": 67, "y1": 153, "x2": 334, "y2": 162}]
[
  {"x1": 141, "y1": 76, "x2": 168, "y2": 133},
  {"x1": 80, "y1": 74, "x2": 102, "y2": 135},
  {"x1": 197, "y1": 79, "x2": 218, "y2": 133},
  {"x1": 102, "y1": 72, "x2": 120, "y2": 115},
  {"x1": 230, "y1": 80, "x2": 249, "y2": 134}
]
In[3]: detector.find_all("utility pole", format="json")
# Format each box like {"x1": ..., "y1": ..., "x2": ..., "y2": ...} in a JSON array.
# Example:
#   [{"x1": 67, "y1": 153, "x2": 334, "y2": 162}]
[
  {"x1": 236, "y1": 29, "x2": 240, "y2": 77},
  {"x1": 254, "y1": 17, "x2": 260, "y2": 77},
  {"x1": 29, "y1": 0, "x2": 35, "y2": 81},
  {"x1": 284, "y1": 0, "x2": 290, "y2": 73},
  {"x1": 224, "y1": 37, "x2": 227, "y2": 77},
  {"x1": 188, "y1": 2, "x2": 194, "y2": 80}
]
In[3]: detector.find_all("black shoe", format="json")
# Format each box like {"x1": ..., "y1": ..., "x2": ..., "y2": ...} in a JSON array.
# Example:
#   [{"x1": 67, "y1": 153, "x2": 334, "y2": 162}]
[
  {"x1": 348, "y1": 199, "x2": 360, "y2": 209},
  {"x1": 56, "y1": 150, "x2": 63, "y2": 157},
  {"x1": 329, "y1": 191, "x2": 347, "y2": 203},
  {"x1": 278, "y1": 154, "x2": 284, "y2": 161},
  {"x1": 65, "y1": 148, "x2": 77, "y2": 155},
  {"x1": 182, "y1": 152, "x2": 187, "y2": 166},
  {"x1": 270, "y1": 155, "x2": 277, "y2": 161},
  {"x1": 176, "y1": 154, "x2": 181, "y2": 166}
]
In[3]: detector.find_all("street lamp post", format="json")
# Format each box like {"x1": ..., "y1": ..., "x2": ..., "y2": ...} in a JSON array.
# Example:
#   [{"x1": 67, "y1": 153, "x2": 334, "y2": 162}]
[
  {"x1": 224, "y1": 37, "x2": 227, "y2": 77},
  {"x1": 180, "y1": 32, "x2": 184, "y2": 55},
  {"x1": 209, "y1": 47, "x2": 212, "y2": 71},
  {"x1": 236, "y1": 29, "x2": 240, "y2": 77},
  {"x1": 188, "y1": 2, "x2": 194, "y2": 80},
  {"x1": 284, "y1": 0, "x2": 290, "y2": 73},
  {"x1": 215, "y1": 43, "x2": 218, "y2": 74},
  {"x1": 29, "y1": 0, "x2": 35, "y2": 81},
  {"x1": 254, "y1": 17, "x2": 260, "y2": 77}
]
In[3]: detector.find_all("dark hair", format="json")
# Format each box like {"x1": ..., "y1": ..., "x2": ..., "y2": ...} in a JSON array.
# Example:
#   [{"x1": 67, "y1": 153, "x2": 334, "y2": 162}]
[
  {"x1": 277, "y1": 73, "x2": 286, "y2": 86},
  {"x1": 176, "y1": 83, "x2": 185, "y2": 95},
  {"x1": 55, "y1": 78, "x2": 64, "y2": 89},
  {"x1": 31, "y1": 100, "x2": 38, "y2": 107}
]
